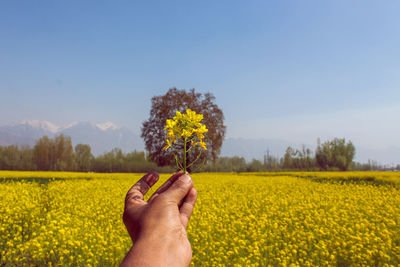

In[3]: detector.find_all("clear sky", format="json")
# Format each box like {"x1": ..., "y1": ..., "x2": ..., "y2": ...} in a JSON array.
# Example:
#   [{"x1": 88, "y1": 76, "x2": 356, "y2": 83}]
[{"x1": 1, "y1": 1, "x2": 400, "y2": 154}]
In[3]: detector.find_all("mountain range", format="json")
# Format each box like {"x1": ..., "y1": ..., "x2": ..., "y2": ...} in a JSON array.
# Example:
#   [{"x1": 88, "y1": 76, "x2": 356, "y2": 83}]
[
  {"x1": 0, "y1": 120, "x2": 399, "y2": 165},
  {"x1": 0, "y1": 120, "x2": 144, "y2": 156}
]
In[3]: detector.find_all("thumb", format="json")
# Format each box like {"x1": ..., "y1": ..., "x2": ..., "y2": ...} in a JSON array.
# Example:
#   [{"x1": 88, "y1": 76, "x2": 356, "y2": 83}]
[{"x1": 163, "y1": 174, "x2": 193, "y2": 204}]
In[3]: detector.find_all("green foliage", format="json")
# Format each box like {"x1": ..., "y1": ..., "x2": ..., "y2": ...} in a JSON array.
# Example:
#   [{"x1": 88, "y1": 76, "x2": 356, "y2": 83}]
[
  {"x1": 316, "y1": 138, "x2": 355, "y2": 171},
  {"x1": 75, "y1": 144, "x2": 93, "y2": 172},
  {"x1": 33, "y1": 134, "x2": 74, "y2": 171},
  {"x1": 283, "y1": 145, "x2": 315, "y2": 170},
  {"x1": 201, "y1": 156, "x2": 247, "y2": 172},
  {"x1": 91, "y1": 149, "x2": 172, "y2": 173},
  {"x1": 0, "y1": 136, "x2": 172, "y2": 173},
  {"x1": 246, "y1": 159, "x2": 264, "y2": 172},
  {"x1": 0, "y1": 145, "x2": 35, "y2": 170},
  {"x1": 1, "y1": 134, "x2": 392, "y2": 173},
  {"x1": 201, "y1": 157, "x2": 281, "y2": 172},
  {"x1": 200, "y1": 138, "x2": 358, "y2": 172}
]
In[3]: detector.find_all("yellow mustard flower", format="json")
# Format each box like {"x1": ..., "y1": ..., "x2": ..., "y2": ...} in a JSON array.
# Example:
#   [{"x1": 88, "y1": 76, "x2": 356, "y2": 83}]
[{"x1": 163, "y1": 109, "x2": 208, "y2": 172}]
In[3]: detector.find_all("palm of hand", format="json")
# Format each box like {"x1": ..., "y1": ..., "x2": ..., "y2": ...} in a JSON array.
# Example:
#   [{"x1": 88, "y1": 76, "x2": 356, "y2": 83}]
[{"x1": 123, "y1": 171, "x2": 197, "y2": 266}]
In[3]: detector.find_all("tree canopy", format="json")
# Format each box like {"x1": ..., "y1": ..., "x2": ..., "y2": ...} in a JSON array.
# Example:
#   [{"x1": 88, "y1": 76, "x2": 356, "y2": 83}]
[
  {"x1": 316, "y1": 138, "x2": 355, "y2": 171},
  {"x1": 33, "y1": 134, "x2": 74, "y2": 171},
  {"x1": 141, "y1": 88, "x2": 226, "y2": 170}
]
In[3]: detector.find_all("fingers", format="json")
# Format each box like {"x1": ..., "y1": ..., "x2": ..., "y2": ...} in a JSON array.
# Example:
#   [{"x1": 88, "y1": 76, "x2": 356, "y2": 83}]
[
  {"x1": 125, "y1": 172, "x2": 159, "y2": 204},
  {"x1": 162, "y1": 174, "x2": 194, "y2": 205},
  {"x1": 148, "y1": 170, "x2": 184, "y2": 202},
  {"x1": 180, "y1": 187, "x2": 197, "y2": 229}
]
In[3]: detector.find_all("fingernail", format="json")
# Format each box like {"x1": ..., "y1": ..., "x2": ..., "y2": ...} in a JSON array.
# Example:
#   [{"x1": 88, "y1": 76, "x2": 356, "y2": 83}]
[
  {"x1": 180, "y1": 174, "x2": 192, "y2": 183},
  {"x1": 145, "y1": 172, "x2": 158, "y2": 184}
]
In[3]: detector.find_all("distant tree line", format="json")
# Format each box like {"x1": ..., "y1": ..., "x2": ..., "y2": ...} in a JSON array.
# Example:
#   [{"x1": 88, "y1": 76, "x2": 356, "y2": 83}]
[
  {"x1": 0, "y1": 134, "x2": 171, "y2": 173},
  {"x1": 0, "y1": 135, "x2": 397, "y2": 172},
  {"x1": 201, "y1": 138, "x2": 399, "y2": 172}
]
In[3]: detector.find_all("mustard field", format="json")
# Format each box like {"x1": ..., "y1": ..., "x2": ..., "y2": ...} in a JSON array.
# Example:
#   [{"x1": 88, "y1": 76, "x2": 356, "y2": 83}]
[{"x1": 1, "y1": 171, "x2": 400, "y2": 266}]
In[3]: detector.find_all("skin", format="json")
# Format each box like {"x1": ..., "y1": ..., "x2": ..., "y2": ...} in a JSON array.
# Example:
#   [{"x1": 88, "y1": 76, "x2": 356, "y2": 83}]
[{"x1": 121, "y1": 171, "x2": 197, "y2": 267}]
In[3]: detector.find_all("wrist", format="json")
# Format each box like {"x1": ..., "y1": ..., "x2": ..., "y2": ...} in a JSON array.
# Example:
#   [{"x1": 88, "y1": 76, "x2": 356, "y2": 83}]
[{"x1": 125, "y1": 234, "x2": 189, "y2": 267}]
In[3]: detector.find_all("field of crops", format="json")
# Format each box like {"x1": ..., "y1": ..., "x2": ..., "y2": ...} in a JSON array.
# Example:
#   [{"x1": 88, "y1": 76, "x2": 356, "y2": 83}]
[{"x1": 1, "y1": 171, "x2": 400, "y2": 266}]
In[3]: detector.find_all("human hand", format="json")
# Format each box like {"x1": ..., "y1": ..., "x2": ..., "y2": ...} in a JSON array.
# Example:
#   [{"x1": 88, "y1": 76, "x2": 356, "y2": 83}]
[{"x1": 121, "y1": 171, "x2": 197, "y2": 267}]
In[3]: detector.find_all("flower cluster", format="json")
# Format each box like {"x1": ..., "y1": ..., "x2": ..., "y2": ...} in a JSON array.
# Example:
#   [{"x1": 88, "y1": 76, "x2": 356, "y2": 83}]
[
  {"x1": 163, "y1": 109, "x2": 208, "y2": 172},
  {"x1": 163, "y1": 109, "x2": 208, "y2": 151}
]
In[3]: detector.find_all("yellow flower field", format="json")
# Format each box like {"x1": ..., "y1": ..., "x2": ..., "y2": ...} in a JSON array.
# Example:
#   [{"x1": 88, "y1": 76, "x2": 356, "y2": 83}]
[{"x1": 1, "y1": 171, "x2": 400, "y2": 266}]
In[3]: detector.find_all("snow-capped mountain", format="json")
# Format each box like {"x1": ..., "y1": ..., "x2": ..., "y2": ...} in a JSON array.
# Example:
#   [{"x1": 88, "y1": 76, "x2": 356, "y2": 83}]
[
  {"x1": 0, "y1": 120, "x2": 143, "y2": 155},
  {"x1": 20, "y1": 120, "x2": 60, "y2": 133},
  {"x1": 96, "y1": 122, "x2": 119, "y2": 131}
]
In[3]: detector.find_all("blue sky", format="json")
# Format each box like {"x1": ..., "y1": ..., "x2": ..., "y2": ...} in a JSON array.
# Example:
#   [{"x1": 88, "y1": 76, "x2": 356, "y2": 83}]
[{"x1": 1, "y1": 1, "x2": 400, "y2": 153}]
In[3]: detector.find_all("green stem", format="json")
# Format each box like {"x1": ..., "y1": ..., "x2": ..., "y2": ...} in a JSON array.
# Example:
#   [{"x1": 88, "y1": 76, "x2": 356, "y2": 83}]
[
  {"x1": 183, "y1": 137, "x2": 187, "y2": 173},
  {"x1": 173, "y1": 153, "x2": 183, "y2": 170}
]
